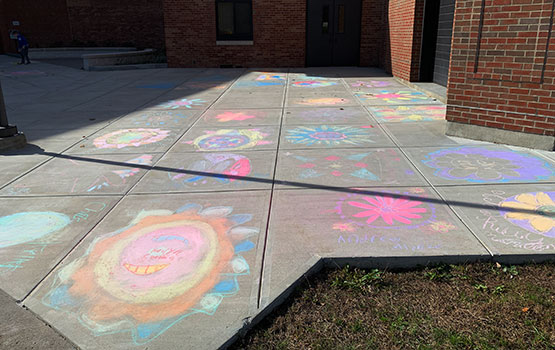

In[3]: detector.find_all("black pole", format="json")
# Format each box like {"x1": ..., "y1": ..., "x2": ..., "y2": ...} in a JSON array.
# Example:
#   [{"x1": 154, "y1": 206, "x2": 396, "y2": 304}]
[{"x1": 0, "y1": 80, "x2": 19, "y2": 137}]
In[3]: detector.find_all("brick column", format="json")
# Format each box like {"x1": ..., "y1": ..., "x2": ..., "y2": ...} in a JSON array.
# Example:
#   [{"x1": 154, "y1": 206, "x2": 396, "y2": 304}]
[{"x1": 446, "y1": 0, "x2": 555, "y2": 150}]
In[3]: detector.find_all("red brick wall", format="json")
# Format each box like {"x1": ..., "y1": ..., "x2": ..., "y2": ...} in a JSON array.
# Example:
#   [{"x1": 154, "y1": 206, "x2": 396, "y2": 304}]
[
  {"x1": 381, "y1": 0, "x2": 424, "y2": 81},
  {"x1": 0, "y1": 0, "x2": 165, "y2": 53},
  {"x1": 163, "y1": 0, "x2": 306, "y2": 68},
  {"x1": 360, "y1": 0, "x2": 387, "y2": 66},
  {"x1": 447, "y1": 0, "x2": 555, "y2": 137},
  {"x1": 66, "y1": 0, "x2": 165, "y2": 49},
  {"x1": 0, "y1": 0, "x2": 72, "y2": 53}
]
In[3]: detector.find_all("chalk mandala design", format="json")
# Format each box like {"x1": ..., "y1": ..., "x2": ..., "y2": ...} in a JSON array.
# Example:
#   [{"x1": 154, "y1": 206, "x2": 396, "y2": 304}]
[
  {"x1": 285, "y1": 125, "x2": 374, "y2": 146},
  {"x1": 93, "y1": 129, "x2": 170, "y2": 149},
  {"x1": 157, "y1": 98, "x2": 205, "y2": 109},
  {"x1": 191, "y1": 129, "x2": 269, "y2": 151},
  {"x1": 370, "y1": 105, "x2": 446, "y2": 122},
  {"x1": 170, "y1": 153, "x2": 251, "y2": 187},
  {"x1": 43, "y1": 205, "x2": 258, "y2": 344},
  {"x1": 292, "y1": 81, "x2": 338, "y2": 88},
  {"x1": 0, "y1": 212, "x2": 71, "y2": 248},
  {"x1": 500, "y1": 192, "x2": 555, "y2": 238},
  {"x1": 214, "y1": 112, "x2": 256, "y2": 122},
  {"x1": 355, "y1": 90, "x2": 430, "y2": 103},
  {"x1": 422, "y1": 147, "x2": 554, "y2": 183},
  {"x1": 286, "y1": 153, "x2": 380, "y2": 180},
  {"x1": 335, "y1": 191, "x2": 436, "y2": 230}
]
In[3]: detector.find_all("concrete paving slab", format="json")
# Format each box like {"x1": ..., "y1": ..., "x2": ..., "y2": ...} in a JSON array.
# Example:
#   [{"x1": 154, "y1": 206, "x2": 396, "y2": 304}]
[
  {"x1": 25, "y1": 191, "x2": 271, "y2": 350},
  {"x1": 344, "y1": 78, "x2": 405, "y2": 90},
  {"x1": 197, "y1": 108, "x2": 282, "y2": 127},
  {"x1": 131, "y1": 150, "x2": 276, "y2": 194},
  {"x1": 382, "y1": 121, "x2": 491, "y2": 147},
  {"x1": 4, "y1": 128, "x2": 101, "y2": 155},
  {"x1": 145, "y1": 92, "x2": 221, "y2": 111},
  {"x1": 285, "y1": 95, "x2": 359, "y2": 107},
  {"x1": 24, "y1": 110, "x2": 128, "y2": 130},
  {"x1": 64, "y1": 127, "x2": 185, "y2": 155},
  {"x1": 283, "y1": 106, "x2": 375, "y2": 125},
  {"x1": 107, "y1": 109, "x2": 202, "y2": 129},
  {"x1": 0, "y1": 289, "x2": 76, "y2": 350},
  {"x1": 280, "y1": 124, "x2": 395, "y2": 149},
  {"x1": 367, "y1": 104, "x2": 446, "y2": 123},
  {"x1": 276, "y1": 148, "x2": 427, "y2": 188},
  {"x1": 0, "y1": 155, "x2": 51, "y2": 188},
  {"x1": 212, "y1": 92, "x2": 285, "y2": 109},
  {"x1": 0, "y1": 196, "x2": 119, "y2": 300},
  {"x1": 260, "y1": 187, "x2": 489, "y2": 307},
  {"x1": 404, "y1": 145, "x2": 555, "y2": 185},
  {"x1": 0, "y1": 153, "x2": 160, "y2": 196},
  {"x1": 172, "y1": 126, "x2": 280, "y2": 153},
  {"x1": 437, "y1": 184, "x2": 555, "y2": 258},
  {"x1": 354, "y1": 89, "x2": 442, "y2": 105}
]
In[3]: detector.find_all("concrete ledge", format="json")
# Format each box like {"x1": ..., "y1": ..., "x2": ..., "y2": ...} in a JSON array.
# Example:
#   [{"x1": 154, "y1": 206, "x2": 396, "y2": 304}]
[
  {"x1": 82, "y1": 49, "x2": 157, "y2": 71},
  {"x1": 446, "y1": 121, "x2": 555, "y2": 151},
  {"x1": 216, "y1": 40, "x2": 254, "y2": 46},
  {"x1": 0, "y1": 133, "x2": 27, "y2": 151},
  {"x1": 396, "y1": 78, "x2": 447, "y2": 103},
  {"x1": 28, "y1": 47, "x2": 135, "y2": 59}
]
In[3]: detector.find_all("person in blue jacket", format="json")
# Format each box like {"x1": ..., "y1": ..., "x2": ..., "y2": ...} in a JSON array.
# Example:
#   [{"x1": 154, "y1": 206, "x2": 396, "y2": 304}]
[{"x1": 14, "y1": 31, "x2": 31, "y2": 65}]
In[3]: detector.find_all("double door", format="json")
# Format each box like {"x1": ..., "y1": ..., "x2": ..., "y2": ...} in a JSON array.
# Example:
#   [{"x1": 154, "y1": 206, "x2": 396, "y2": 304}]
[{"x1": 306, "y1": 0, "x2": 362, "y2": 66}]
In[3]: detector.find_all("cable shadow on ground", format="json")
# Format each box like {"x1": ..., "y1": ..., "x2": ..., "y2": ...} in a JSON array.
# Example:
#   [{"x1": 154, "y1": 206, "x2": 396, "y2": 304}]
[{"x1": 6, "y1": 145, "x2": 552, "y2": 218}]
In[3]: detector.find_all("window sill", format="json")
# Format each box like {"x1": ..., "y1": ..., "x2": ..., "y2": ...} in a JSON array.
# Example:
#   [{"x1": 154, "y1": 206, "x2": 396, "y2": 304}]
[{"x1": 216, "y1": 40, "x2": 254, "y2": 46}]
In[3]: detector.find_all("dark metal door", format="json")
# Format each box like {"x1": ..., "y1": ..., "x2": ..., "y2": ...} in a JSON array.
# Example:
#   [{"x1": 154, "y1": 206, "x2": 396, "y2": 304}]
[{"x1": 306, "y1": 0, "x2": 361, "y2": 66}]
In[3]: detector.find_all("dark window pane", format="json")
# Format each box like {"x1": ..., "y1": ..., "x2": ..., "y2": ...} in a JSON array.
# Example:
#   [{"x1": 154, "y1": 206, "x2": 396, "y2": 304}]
[
  {"x1": 235, "y1": 2, "x2": 252, "y2": 35},
  {"x1": 322, "y1": 5, "x2": 329, "y2": 34},
  {"x1": 337, "y1": 5, "x2": 345, "y2": 33},
  {"x1": 218, "y1": 2, "x2": 234, "y2": 35}
]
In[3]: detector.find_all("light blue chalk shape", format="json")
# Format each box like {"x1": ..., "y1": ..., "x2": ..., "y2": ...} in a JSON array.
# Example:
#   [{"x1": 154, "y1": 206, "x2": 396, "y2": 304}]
[
  {"x1": 346, "y1": 153, "x2": 370, "y2": 161},
  {"x1": 350, "y1": 168, "x2": 379, "y2": 181},
  {"x1": 0, "y1": 212, "x2": 71, "y2": 248},
  {"x1": 234, "y1": 240, "x2": 255, "y2": 253}
]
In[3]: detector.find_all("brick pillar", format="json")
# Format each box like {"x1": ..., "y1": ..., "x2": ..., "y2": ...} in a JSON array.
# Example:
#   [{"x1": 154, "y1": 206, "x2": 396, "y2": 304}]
[{"x1": 445, "y1": 0, "x2": 555, "y2": 150}]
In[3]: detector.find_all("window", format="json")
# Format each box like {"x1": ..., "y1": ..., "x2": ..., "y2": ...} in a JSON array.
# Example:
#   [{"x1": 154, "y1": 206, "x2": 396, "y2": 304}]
[{"x1": 216, "y1": 0, "x2": 253, "y2": 41}]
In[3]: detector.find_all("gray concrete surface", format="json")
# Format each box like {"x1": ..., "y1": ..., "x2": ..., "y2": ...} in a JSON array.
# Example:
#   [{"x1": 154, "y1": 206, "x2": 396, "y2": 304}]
[{"x1": 0, "y1": 56, "x2": 553, "y2": 349}]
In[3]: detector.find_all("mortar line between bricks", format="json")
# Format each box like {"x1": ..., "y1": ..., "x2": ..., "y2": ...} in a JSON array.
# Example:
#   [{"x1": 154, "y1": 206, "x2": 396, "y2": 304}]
[
  {"x1": 342, "y1": 79, "x2": 494, "y2": 256},
  {"x1": 255, "y1": 69, "x2": 290, "y2": 310},
  {"x1": 18, "y1": 69, "x2": 245, "y2": 304}
]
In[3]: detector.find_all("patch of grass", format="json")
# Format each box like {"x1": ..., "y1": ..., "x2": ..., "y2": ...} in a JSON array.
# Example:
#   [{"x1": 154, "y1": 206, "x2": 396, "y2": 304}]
[{"x1": 231, "y1": 262, "x2": 555, "y2": 350}]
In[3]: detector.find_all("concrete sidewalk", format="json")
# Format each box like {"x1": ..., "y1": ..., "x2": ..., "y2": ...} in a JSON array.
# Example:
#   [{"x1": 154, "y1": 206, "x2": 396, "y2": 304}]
[{"x1": 1, "y1": 56, "x2": 554, "y2": 349}]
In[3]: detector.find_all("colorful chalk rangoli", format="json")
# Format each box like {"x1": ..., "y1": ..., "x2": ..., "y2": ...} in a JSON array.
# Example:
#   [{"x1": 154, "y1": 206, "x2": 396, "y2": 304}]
[
  {"x1": 93, "y1": 129, "x2": 170, "y2": 149},
  {"x1": 189, "y1": 129, "x2": 271, "y2": 151},
  {"x1": 285, "y1": 125, "x2": 374, "y2": 146},
  {"x1": 500, "y1": 191, "x2": 555, "y2": 238},
  {"x1": 336, "y1": 191, "x2": 436, "y2": 230},
  {"x1": 43, "y1": 204, "x2": 258, "y2": 344},
  {"x1": 422, "y1": 147, "x2": 555, "y2": 183},
  {"x1": 157, "y1": 98, "x2": 205, "y2": 109},
  {"x1": 351, "y1": 80, "x2": 393, "y2": 88},
  {"x1": 298, "y1": 97, "x2": 349, "y2": 106},
  {"x1": 292, "y1": 81, "x2": 338, "y2": 88},
  {"x1": 285, "y1": 152, "x2": 380, "y2": 180},
  {"x1": 256, "y1": 74, "x2": 285, "y2": 81},
  {"x1": 87, "y1": 155, "x2": 153, "y2": 192},
  {"x1": 0, "y1": 212, "x2": 71, "y2": 248},
  {"x1": 169, "y1": 153, "x2": 251, "y2": 187},
  {"x1": 370, "y1": 105, "x2": 446, "y2": 122},
  {"x1": 214, "y1": 112, "x2": 256, "y2": 122},
  {"x1": 355, "y1": 90, "x2": 431, "y2": 104}
]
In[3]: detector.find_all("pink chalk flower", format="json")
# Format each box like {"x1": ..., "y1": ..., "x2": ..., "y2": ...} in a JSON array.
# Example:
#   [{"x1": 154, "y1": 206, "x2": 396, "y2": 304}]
[{"x1": 348, "y1": 195, "x2": 427, "y2": 225}]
